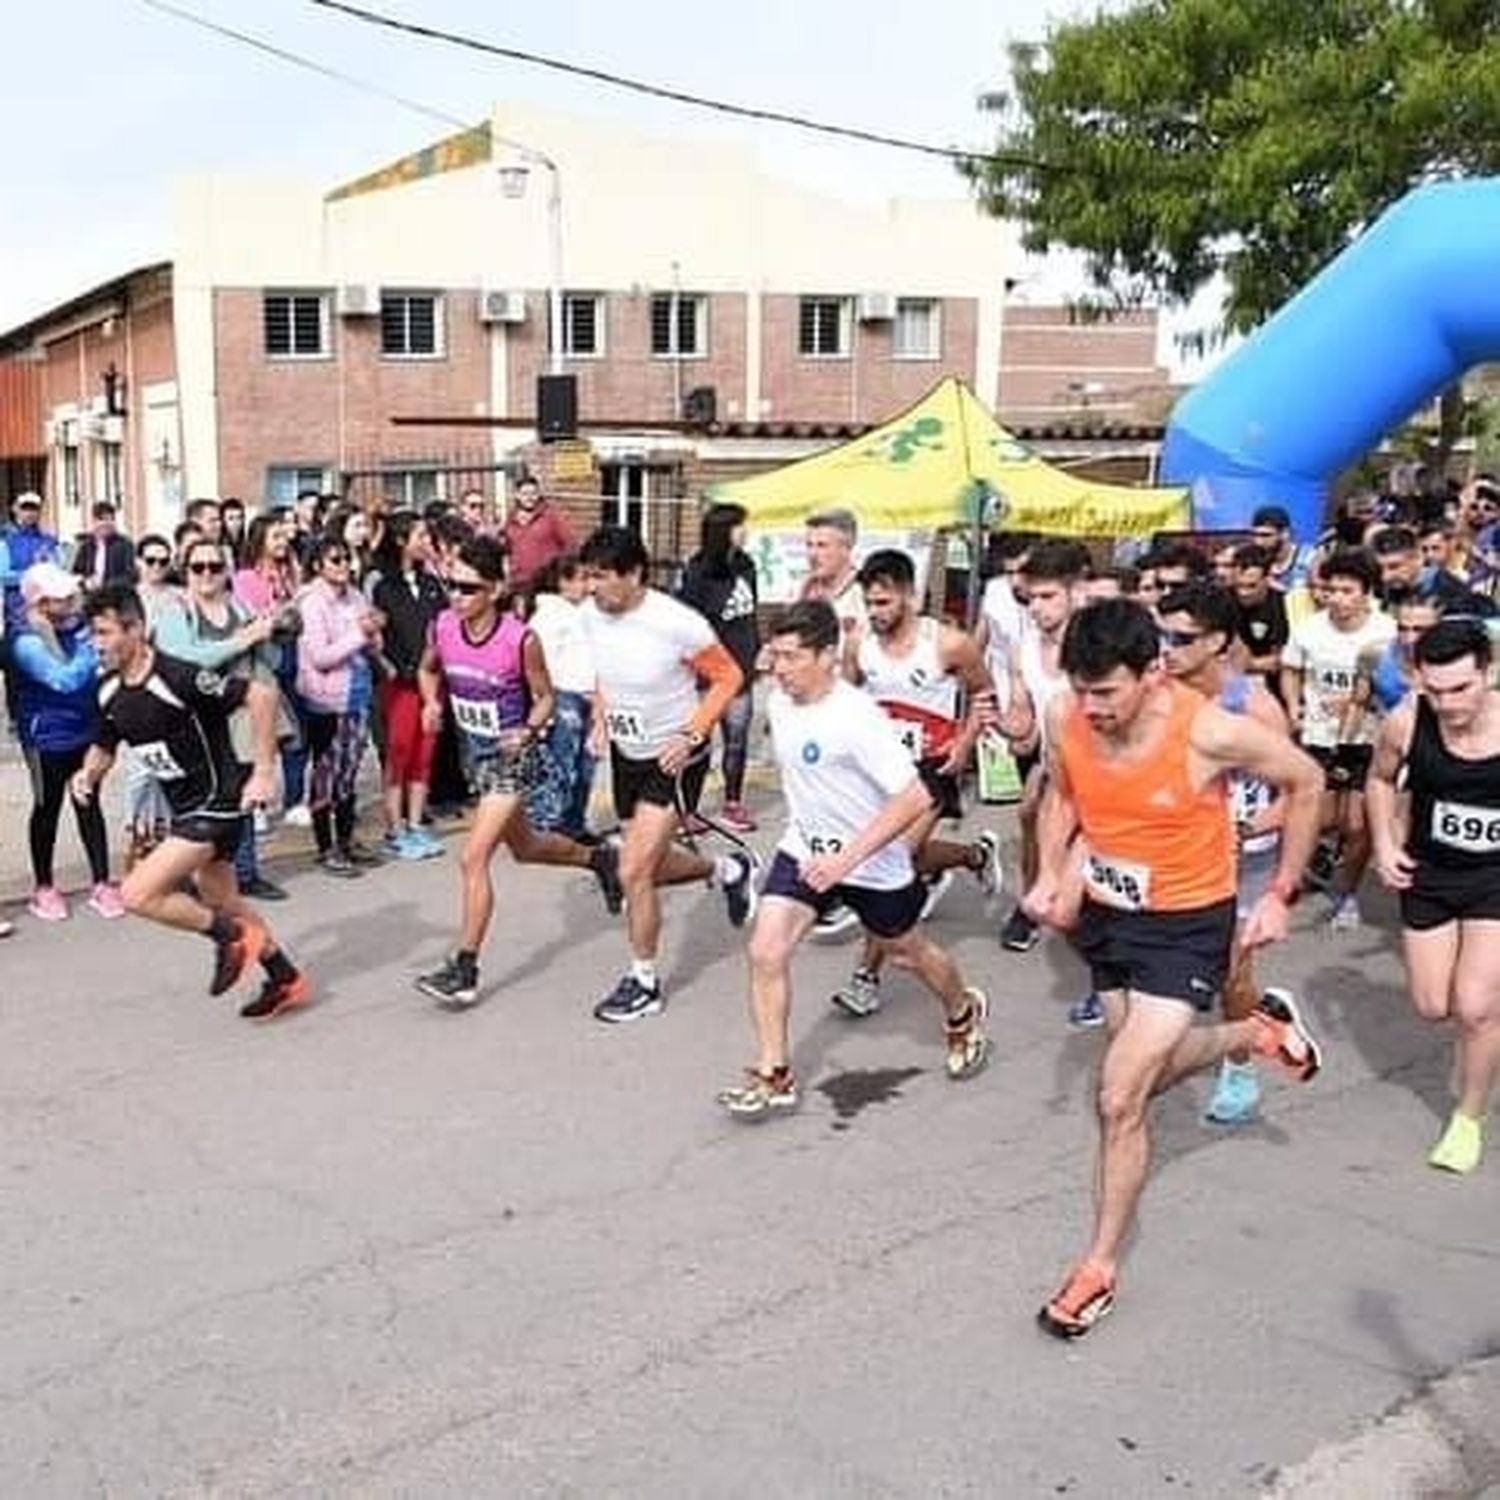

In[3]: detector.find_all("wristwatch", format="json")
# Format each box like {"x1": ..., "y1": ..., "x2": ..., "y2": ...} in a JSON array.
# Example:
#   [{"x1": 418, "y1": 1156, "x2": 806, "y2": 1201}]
[{"x1": 682, "y1": 727, "x2": 706, "y2": 748}]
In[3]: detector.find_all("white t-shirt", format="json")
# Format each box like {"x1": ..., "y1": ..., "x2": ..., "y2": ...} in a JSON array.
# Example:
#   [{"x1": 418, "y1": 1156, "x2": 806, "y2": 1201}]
[
  {"x1": 1283, "y1": 608, "x2": 1395, "y2": 747},
  {"x1": 980, "y1": 575, "x2": 1033, "y2": 707},
  {"x1": 582, "y1": 589, "x2": 715, "y2": 760},
  {"x1": 768, "y1": 679, "x2": 919, "y2": 890},
  {"x1": 530, "y1": 594, "x2": 595, "y2": 695}
]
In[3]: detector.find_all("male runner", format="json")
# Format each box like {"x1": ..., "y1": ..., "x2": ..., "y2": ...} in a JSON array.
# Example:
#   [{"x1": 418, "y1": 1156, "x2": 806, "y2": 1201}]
[
  {"x1": 70, "y1": 583, "x2": 308, "y2": 1020},
  {"x1": 830, "y1": 548, "x2": 1001, "y2": 1016},
  {"x1": 797, "y1": 507, "x2": 867, "y2": 643},
  {"x1": 1281, "y1": 548, "x2": 1395, "y2": 927},
  {"x1": 1159, "y1": 581, "x2": 1299, "y2": 1124},
  {"x1": 1024, "y1": 598, "x2": 1324, "y2": 1338},
  {"x1": 1367, "y1": 617, "x2": 1500, "y2": 1174},
  {"x1": 579, "y1": 526, "x2": 756, "y2": 1023},
  {"x1": 718, "y1": 600, "x2": 990, "y2": 1117},
  {"x1": 413, "y1": 536, "x2": 624, "y2": 1008}
]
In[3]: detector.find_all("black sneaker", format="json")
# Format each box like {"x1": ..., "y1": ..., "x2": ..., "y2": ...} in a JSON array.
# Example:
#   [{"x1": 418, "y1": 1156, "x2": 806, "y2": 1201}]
[
  {"x1": 241, "y1": 875, "x2": 289, "y2": 902},
  {"x1": 209, "y1": 918, "x2": 266, "y2": 997},
  {"x1": 318, "y1": 851, "x2": 363, "y2": 879},
  {"x1": 341, "y1": 840, "x2": 384, "y2": 868},
  {"x1": 239, "y1": 970, "x2": 311, "y2": 1020},
  {"x1": 415, "y1": 956, "x2": 479, "y2": 1009},
  {"x1": 590, "y1": 840, "x2": 624, "y2": 915},
  {"x1": 1000, "y1": 905, "x2": 1040, "y2": 952},
  {"x1": 1306, "y1": 840, "x2": 1338, "y2": 892},
  {"x1": 721, "y1": 849, "x2": 759, "y2": 929},
  {"x1": 594, "y1": 973, "x2": 664, "y2": 1024}
]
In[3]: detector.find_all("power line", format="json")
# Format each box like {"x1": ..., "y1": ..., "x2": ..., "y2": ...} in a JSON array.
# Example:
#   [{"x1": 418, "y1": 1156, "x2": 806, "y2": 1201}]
[
  {"x1": 137, "y1": 0, "x2": 470, "y2": 130},
  {"x1": 306, "y1": 0, "x2": 1038, "y2": 171}
]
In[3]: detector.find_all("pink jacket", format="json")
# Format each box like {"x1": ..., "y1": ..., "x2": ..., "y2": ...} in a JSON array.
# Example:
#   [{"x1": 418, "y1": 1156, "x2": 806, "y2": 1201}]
[
  {"x1": 233, "y1": 562, "x2": 297, "y2": 613},
  {"x1": 296, "y1": 578, "x2": 377, "y2": 713}
]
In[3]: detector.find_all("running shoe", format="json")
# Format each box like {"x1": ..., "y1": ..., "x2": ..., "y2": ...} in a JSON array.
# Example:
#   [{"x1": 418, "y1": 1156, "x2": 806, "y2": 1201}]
[
  {"x1": 594, "y1": 973, "x2": 665, "y2": 1024},
  {"x1": 87, "y1": 882, "x2": 126, "y2": 920},
  {"x1": 1428, "y1": 1111, "x2": 1484, "y2": 1175},
  {"x1": 1038, "y1": 1263, "x2": 1116, "y2": 1341},
  {"x1": 239, "y1": 971, "x2": 312, "y2": 1021},
  {"x1": 209, "y1": 918, "x2": 268, "y2": 997},
  {"x1": 1250, "y1": 987, "x2": 1322, "y2": 1081},
  {"x1": 946, "y1": 987, "x2": 992, "y2": 1080},
  {"x1": 317, "y1": 851, "x2": 363, "y2": 879},
  {"x1": 590, "y1": 840, "x2": 624, "y2": 915},
  {"x1": 718, "y1": 1066, "x2": 799, "y2": 1119},
  {"x1": 282, "y1": 803, "x2": 313, "y2": 829},
  {"x1": 831, "y1": 968, "x2": 882, "y2": 1019},
  {"x1": 240, "y1": 876, "x2": 288, "y2": 902},
  {"x1": 1206, "y1": 1059, "x2": 1261, "y2": 1125},
  {"x1": 415, "y1": 956, "x2": 480, "y2": 1009},
  {"x1": 0, "y1": 917, "x2": 13, "y2": 939},
  {"x1": 720, "y1": 801, "x2": 759, "y2": 834},
  {"x1": 1000, "y1": 905, "x2": 1040, "y2": 953},
  {"x1": 1068, "y1": 991, "x2": 1106, "y2": 1029},
  {"x1": 29, "y1": 886, "x2": 68, "y2": 922},
  {"x1": 383, "y1": 829, "x2": 416, "y2": 861},
  {"x1": 1305, "y1": 839, "x2": 1338, "y2": 892},
  {"x1": 342, "y1": 839, "x2": 385, "y2": 868},
  {"x1": 811, "y1": 902, "x2": 860, "y2": 941},
  {"x1": 404, "y1": 826, "x2": 446, "y2": 860},
  {"x1": 721, "y1": 849, "x2": 759, "y2": 929},
  {"x1": 919, "y1": 870, "x2": 955, "y2": 921},
  {"x1": 974, "y1": 831, "x2": 1004, "y2": 897},
  {"x1": 1328, "y1": 894, "x2": 1362, "y2": 931}
]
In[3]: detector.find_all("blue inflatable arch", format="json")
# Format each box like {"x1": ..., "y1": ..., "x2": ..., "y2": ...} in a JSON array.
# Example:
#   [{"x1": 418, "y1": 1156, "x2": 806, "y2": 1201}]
[{"x1": 1161, "y1": 178, "x2": 1500, "y2": 538}]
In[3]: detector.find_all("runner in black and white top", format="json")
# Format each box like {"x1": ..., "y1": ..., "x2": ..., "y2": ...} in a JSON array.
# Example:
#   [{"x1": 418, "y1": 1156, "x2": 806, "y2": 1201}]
[
  {"x1": 69, "y1": 582, "x2": 309, "y2": 1020},
  {"x1": 579, "y1": 526, "x2": 756, "y2": 1024},
  {"x1": 1367, "y1": 617, "x2": 1500, "y2": 1176},
  {"x1": 830, "y1": 547, "x2": 1001, "y2": 1017},
  {"x1": 717, "y1": 600, "x2": 991, "y2": 1118}
]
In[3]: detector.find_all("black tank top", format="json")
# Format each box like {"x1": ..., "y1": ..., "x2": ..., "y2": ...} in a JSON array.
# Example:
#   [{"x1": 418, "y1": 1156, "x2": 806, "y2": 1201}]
[{"x1": 1406, "y1": 696, "x2": 1500, "y2": 869}]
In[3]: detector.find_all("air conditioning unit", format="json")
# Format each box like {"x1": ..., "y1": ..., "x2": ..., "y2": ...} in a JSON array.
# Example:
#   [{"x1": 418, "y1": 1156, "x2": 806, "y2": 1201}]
[
  {"x1": 336, "y1": 283, "x2": 381, "y2": 317},
  {"x1": 479, "y1": 289, "x2": 528, "y2": 325},
  {"x1": 856, "y1": 291, "x2": 897, "y2": 322}
]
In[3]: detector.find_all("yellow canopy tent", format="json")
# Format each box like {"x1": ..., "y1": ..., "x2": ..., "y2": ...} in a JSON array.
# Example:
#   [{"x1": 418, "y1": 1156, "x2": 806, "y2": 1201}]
[{"x1": 710, "y1": 376, "x2": 1189, "y2": 537}]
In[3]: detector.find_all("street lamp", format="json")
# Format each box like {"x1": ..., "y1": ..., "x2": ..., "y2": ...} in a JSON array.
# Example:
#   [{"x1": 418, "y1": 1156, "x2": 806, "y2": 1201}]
[{"x1": 496, "y1": 140, "x2": 565, "y2": 378}]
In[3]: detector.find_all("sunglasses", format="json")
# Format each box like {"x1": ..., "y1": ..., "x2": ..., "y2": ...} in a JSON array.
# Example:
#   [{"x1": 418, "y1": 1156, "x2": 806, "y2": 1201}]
[
  {"x1": 141, "y1": 554, "x2": 171, "y2": 567},
  {"x1": 1159, "y1": 627, "x2": 1204, "y2": 648},
  {"x1": 446, "y1": 578, "x2": 487, "y2": 596},
  {"x1": 187, "y1": 559, "x2": 227, "y2": 576},
  {"x1": 322, "y1": 553, "x2": 350, "y2": 566}
]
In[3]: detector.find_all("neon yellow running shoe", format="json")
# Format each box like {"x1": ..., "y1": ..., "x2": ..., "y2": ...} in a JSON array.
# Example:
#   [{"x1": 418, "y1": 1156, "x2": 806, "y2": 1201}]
[{"x1": 1428, "y1": 1111, "x2": 1484, "y2": 1175}]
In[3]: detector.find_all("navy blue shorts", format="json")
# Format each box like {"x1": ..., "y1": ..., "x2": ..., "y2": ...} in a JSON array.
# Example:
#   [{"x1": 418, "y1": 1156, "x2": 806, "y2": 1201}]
[{"x1": 763, "y1": 850, "x2": 925, "y2": 938}]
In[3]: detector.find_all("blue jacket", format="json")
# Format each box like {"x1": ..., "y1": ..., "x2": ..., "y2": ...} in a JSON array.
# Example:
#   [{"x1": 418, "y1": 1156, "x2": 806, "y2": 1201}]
[
  {"x1": 0, "y1": 527, "x2": 62, "y2": 633},
  {"x1": 11, "y1": 617, "x2": 100, "y2": 753}
]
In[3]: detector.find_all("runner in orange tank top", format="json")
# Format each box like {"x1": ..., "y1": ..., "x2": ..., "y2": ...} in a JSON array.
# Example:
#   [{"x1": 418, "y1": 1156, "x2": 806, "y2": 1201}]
[{"x1": 1021, "y1": 598, "x2": 1325, "y2": 1341}]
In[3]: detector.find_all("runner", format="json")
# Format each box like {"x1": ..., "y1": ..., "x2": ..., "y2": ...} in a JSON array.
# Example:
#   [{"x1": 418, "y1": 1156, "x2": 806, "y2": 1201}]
[
  {"x1": 579, "y1": 526, "x2": 757, "y2": 1023},
  {"x1": 69, "y1": 582, "x2": 309, "y2": 1021},
  {"x1": 1159, "y1": 581, "x2": 1299, "y2": 1125},
  {"x1": 1280, "y1": 548, "x2": 1395, "y2": 927},
  {"x1": 830, "y1": 548, "x2": 1001, "y2": 1017},
  {"x1": 1024, "y1": 598, "x2": 1324, "y2": 1338},
  {"x1": 1367, "y1": 617, "x2": 1500, "y2": 1175},
  {"x1": 718, "y1": 600, "x2": 990, "y2": 1117},
  {"x1": 412, "y1": 536, "x2": 624, "y2": 1008}
]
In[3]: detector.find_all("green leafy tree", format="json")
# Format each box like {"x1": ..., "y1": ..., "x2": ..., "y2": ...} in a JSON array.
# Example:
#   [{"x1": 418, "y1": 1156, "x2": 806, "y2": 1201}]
[{"x1": 968, "y1": 0, "x2": 1500, "y2": 333}]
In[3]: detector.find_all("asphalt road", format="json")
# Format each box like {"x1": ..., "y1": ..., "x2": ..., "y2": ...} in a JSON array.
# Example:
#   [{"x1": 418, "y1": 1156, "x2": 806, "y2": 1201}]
[{"x1": 1, "y1": 777, "x2": 1497, "y2": 1496}]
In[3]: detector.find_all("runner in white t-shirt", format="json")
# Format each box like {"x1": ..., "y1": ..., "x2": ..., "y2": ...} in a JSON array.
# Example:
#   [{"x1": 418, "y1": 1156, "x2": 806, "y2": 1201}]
[
  {"x1": 717, "y1": 599, "x2": 991, "y2": 1118},
  {"x1": 1281, "y1": 547, "x2": 1395, "y2": 930},
  {"x1": 579, "y1": 526, "x2": 757, "y2": 1023}
]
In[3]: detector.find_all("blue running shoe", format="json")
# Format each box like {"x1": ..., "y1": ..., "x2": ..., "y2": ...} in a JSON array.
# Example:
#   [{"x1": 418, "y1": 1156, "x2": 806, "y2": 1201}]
[
  {"x1": 1206, "y1": 1059, "x2": 1261, "y2": 1124},
  {"x1": 1068, "y1": 991, "x2": 1106, "y2": 1029}
]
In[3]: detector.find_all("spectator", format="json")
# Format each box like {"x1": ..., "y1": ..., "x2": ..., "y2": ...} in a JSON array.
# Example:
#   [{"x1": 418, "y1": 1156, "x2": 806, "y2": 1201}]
[
  {"x1": 72, "y1": 501, "x2": 136, "y2": 591},
  {"x1": 1369, "y1": 525, "x2": 1494, "y2": 617},
  {"x1": 1418, "y1": 519, "x2": 1461, "y2": 580},
  {"x1": 121, "y1": 534, "x2": 181, "y2": 866},
  {"x1": 797, "y1": 506, "x2": 866, "y2": 643},
  {"x1": 132, "y1": 533, "x2": 182, "y2": 633},
  {"x1": 2, "y1": 491, "x2": 60, "y2": 635},
  {"x1": 323, "y1": 504, "x2": 376, "y2": 587},
  {"x1": 221, "y1": 497, "x2": 248, "y2": 566},
  {"x1": 459, "y1": 488, "x2": 492, "y2": 536},
  {"x1": 186, "y1": 498, "x2": 224, "y2": 549},
  {"x1": 502, "y1": 474, "x2": 574, "y2": 588},
  {"x1": 677, "y1": 502, "x2": 761, "y2": 832},
  {"x1": 171, "y1": 520, "x2": 205, "y2": 585},
  {"x1": 289, "y1": 490, "x2": 324, "y2": 570}
]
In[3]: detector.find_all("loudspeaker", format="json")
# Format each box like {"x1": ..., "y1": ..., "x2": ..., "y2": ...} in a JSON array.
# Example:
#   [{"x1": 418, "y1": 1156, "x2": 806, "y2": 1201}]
[
  {"x1": 537, "y1": 374, "x2": 578, "y2": 443},
  {"x1": 682, "y1": 385, "x2": 717, "y2": 425}
]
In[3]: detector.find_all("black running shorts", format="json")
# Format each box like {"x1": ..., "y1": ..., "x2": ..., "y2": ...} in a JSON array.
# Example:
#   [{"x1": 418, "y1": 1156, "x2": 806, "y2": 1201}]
[
  {"x1": 917, "y1": 758, "x2": 962, "y2": 822},
  {"x1": 1304, "y1": 743, "x2": 1374, "y2": 794},
  {"x1": 763, "y1": 850, "x2": 926, "y2": 939},
  {"x1": 169, "y1": 811, "x2": 247, "y2": 863},
  {"x1": 609, "y1": 745, "x2": 709, "y2": 823},
  {"x1": 1400, "y1": 861, "x2": 1500, "y2": 931},
  {"x1": 465, "y1": 742, "x2": 542, "y2": 800},
  {"x1": 1072, "y1": 897, "x2": 1237, "y2": 1011}
]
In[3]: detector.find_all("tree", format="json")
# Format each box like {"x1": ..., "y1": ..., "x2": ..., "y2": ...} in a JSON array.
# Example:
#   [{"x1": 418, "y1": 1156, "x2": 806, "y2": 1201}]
[{"x1": 967, "y1": 0, "x2": 1500, "y2": 333}]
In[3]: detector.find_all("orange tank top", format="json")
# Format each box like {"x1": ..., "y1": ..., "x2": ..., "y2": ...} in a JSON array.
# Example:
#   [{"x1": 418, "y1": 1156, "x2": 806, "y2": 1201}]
[{"x1": 1059, "y1": 679, "x2": 1235, "y2": 913}]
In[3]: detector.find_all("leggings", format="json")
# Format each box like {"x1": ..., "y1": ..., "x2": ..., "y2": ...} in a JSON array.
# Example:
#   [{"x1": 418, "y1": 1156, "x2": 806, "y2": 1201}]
[
  {"x1": 26, "y1": 745, "x2": 110, "y2": 889},
  {"x1": 305, "y1": 710, "x2": 370, "y2": 854},
  {"x1": 380, "y1": 678, "x2": 436, "y2": 789},
  {"x1": 718, "y1": 687, "x2": 754, "y2": 803}
]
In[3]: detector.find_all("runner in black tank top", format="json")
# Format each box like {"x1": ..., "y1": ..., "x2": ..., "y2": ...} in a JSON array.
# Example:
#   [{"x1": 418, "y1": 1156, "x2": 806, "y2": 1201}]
[{"x1": 1368, "y1": 617, "x2": 1500, "y2": 1176}]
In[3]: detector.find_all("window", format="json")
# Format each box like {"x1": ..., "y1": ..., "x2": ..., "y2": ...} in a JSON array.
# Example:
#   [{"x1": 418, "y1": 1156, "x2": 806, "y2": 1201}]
[
  {"x1": 61, "y1": 428, "x2": 81, "y2": 507},
  {"x1": 799, "y1": 297, "x2": 850, "y2": 358},
  {"x1": 100, "y1": 443, "x2": 123, "y2": 505},
  {"x1": 381, "y1": 292, "x2": 443, "y2": 358},
  {"x1": 265, "y1": 465, "x2": 332, "y2": 506},
  {"x1": 551, "y1": 294, "x2": 604, "y2": 358},
  {"x1": 382, "y1": 469, "x2": 443, "y2": 509},
  {"x1": 263, "y1": 292, "x2": 330, "y2": 359},
  {"x1": 892, "y1": 298, "x2": 941, "y2": 360},
  {"x1": 650, "y1": 294, "x2": 706, "y2": 357}
]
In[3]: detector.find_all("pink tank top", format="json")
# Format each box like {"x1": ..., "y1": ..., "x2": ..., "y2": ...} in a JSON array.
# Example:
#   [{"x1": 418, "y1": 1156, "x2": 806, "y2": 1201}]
[{"x1": 433, "y1": 609, "x2": 530, "y2": 752}]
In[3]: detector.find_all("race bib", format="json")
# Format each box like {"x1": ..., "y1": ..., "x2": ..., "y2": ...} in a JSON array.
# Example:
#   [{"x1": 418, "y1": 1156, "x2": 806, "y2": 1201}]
[
  {"x1": 605, "y1": 708, "x2": 649, "y2": 748},
  {"x1": 1431, "y1": 799, "x2": 1500, "y2": 855},
  {"x1": 893, "y1": 721, "x2": 923, "y2": 762},
  {"x1": 135, "y1": 739, "x2": 186, "y2": 781},
  {"x1": 452, "y1": 696, "x2": 501, "y2": 740},
  {"x1": 1084, "y1": 852, "x2": 1152, "y2": 912},
  {"x1": 800, "y1": 829, "x2": 846, "y2": 857},
  {"x1": 1313, "y1": 666, "x2": 1355, "y2": 695}
]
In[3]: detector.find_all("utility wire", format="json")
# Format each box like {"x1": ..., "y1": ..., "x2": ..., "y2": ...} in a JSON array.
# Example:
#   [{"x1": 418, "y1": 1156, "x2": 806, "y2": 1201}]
[
  {"x1": 138, "y1": 0, "x2": 471, "y2": 130},
  {"x1": 306, "y1": 0, "x2": 1040, "y2": 170}
]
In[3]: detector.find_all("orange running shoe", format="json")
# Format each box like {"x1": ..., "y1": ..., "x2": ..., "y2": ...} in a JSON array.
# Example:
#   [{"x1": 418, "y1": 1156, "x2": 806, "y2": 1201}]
[
  {"x1": 1038, "y1": 1263, "x2": 1116, "y2": 1341},
  {"x1": 239, "y1": 971, "x2": 312, "y2": 1021},
  {"x1": 209, "y1": 918, "x2": 268, "y2": 997}
]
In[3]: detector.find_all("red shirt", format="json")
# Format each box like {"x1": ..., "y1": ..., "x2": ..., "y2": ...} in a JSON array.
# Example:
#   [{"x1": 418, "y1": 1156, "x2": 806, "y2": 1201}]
[{"x1": 503, "y1": 504, "x2": 574, "y2": 586}]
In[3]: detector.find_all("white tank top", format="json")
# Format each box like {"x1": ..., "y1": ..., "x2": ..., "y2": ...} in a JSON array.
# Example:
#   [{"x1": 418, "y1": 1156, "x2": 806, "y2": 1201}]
[
  {"x1": 857, "y1": 616, "x2": 959, "y2": 762},
  {"x1": 1018, "y1": 632, "x2": 1070, "y2": 750}
]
